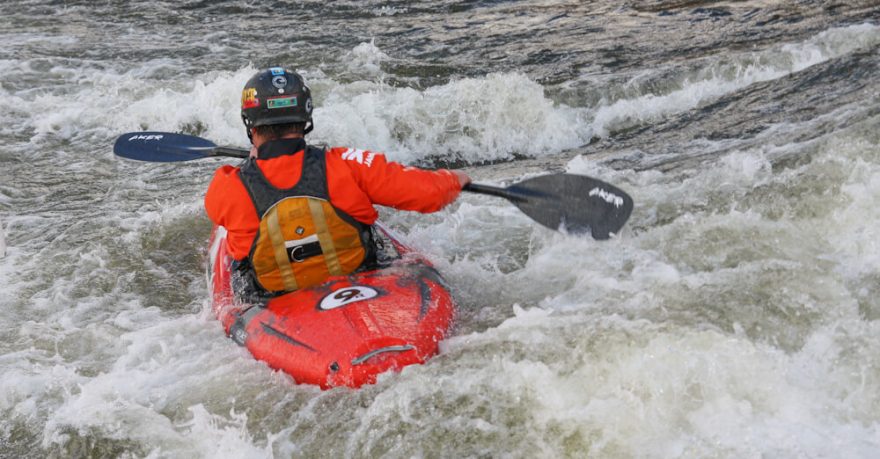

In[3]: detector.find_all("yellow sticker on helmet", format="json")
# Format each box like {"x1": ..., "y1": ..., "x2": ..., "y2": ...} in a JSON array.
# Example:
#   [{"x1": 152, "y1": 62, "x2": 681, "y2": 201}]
[{"x1": 241, "y1": 88, "x2": 259, "y2": 109}]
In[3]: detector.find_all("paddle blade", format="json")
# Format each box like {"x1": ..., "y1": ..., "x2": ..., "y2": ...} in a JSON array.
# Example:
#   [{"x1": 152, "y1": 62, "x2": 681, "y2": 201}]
[
  {"x1": 113, "y1": 131, "x2": 218, "y2": 162},
  {"x1": 507, "y1": 174, "x2": 633, "y2": 239}
]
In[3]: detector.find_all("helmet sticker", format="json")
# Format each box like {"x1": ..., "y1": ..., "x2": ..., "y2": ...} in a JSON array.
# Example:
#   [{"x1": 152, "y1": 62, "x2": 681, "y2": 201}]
[
  {"x1": 269, "y1": 67, "x2": 285, "y2": 75},
  {"x1": 272, "y1": 75, "x2": 288, "y2": 89},
  {"x1": 267, "y1": 96, "x2": 297, "y2": 109},
  {"x1": 241, "y1": 87, "x2": 259, "y2": 109},
  {"x1": 305, "y1": 98, "x2": 313, "y2": 113}
]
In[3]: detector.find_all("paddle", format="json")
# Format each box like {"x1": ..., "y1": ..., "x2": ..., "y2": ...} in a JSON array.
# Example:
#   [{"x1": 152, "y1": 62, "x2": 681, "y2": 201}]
[
  {"x1": 464, "y1": 175, "x2": 632, "y2": 239},
  {"x1": 113, "y1": 131, "x2": 249, "y2": 162},
  {"x1": 114, "y1": 131, "x2": 633, "y2": 239}
]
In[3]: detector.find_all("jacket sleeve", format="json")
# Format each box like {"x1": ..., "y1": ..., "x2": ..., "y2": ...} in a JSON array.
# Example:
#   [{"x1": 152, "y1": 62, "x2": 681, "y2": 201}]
[
  {"x1": 204, "y1": 164, "x2": 258, "y2": 231},
  {"x1": 204, "y1": 164, "x2": 238, "y2": 227},
  {"x1": 204, "y1": 164, "x2": 262, "y2": 260},
  {"x1": 333, "y1": 148, "x2": 463, "y2": 213}
]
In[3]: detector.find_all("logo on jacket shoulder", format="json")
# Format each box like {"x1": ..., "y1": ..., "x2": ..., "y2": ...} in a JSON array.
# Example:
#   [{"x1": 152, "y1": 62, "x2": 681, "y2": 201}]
[{"x1": 341, "y1": 148, "x2": 376, "y2": 167}]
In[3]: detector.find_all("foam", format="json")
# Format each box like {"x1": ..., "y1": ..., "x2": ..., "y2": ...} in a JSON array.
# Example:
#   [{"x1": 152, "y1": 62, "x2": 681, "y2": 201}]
[
  {"x1": 431, "y1": 305, "x2": 880, "y2": 457},
  {"x1": 323, "y1": 70, "x2": 596, "y2": 163},
  {"x1": 408, "y1": 98, "x2": 880, "y2": 454},
  {"x1": 0, "y1": 216, "x2": 5, "y2": 258},
  {"x1": 9, "y1": 24, "x2": 876, "y2": 168},
  {"x1": 3, "y1": 16, "x2": 880, "y2": 458},
  {"x1": 343, "y1": 40, "x2": 389, "y2": 76},
  {"x1": 39, "y1": 309, "x2": 276, "y2": 456},
  {"x1": 3, "y1": 61, "x2": 592, "y2": 165}
]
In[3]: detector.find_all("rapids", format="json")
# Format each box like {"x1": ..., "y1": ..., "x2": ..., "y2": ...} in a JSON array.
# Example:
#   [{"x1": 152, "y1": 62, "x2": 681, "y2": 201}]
[{"x1": 1, "y1": 1, "x2": 879, "y2": 457}]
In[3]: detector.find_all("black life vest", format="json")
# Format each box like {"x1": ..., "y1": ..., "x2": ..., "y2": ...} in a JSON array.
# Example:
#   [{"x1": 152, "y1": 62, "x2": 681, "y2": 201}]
[{"x1": 239, "y1": 142, "x2": 373, "y2": 293}]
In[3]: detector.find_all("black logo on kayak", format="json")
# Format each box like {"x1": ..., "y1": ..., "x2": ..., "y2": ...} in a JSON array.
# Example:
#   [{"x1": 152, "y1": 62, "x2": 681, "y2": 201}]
[{"x1": 319, "y1": 286, "x2": 379, "y2": 310}]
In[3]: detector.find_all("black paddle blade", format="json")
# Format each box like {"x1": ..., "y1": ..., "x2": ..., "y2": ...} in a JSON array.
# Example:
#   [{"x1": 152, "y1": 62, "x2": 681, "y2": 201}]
[
  {"x1": 113, "y1": 131, "x2": 218, "y2": 162},
  {"x1": 506, "y1": 174, "x2": 633, "y2": 239}
]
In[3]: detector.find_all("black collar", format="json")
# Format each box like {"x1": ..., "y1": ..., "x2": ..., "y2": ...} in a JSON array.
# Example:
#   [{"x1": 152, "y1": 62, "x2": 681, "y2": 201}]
[{"x1": 256, "y1": 138, "x2": 307, "y2": 160}]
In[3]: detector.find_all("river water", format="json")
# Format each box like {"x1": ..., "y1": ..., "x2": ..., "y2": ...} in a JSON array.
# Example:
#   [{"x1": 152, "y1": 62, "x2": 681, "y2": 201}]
[{"x1": 2, "y1": 1, "x2": 880, "y2": 457}]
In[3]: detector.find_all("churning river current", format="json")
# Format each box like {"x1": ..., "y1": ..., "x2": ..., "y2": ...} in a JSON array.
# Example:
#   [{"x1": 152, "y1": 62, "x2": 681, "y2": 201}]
[{"x1": 2, "y1": 1, "x2": 880, "y2": 457}]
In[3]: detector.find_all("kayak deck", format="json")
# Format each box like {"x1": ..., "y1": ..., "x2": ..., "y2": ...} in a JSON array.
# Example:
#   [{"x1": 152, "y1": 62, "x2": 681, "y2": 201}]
[{"x1": 208, "y1": 224, "x2": 456, "y2": 389}]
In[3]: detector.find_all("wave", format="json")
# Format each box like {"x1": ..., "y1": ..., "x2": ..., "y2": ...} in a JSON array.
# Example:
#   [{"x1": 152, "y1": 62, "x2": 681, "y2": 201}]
[{"x1": 3, "y1": 24, "x2": 876, "y2": 167}]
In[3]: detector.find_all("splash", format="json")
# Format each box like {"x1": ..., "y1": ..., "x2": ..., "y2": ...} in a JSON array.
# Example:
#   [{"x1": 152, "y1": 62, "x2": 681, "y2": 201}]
[
  {"x1": 13, "y1": 24, "x2": 877, "y2": 167},
  {"x1": 0, "y1": 216, "x2": 5, "y2": 258},
  {"x1": 316, "y1": 71, "x2": 592, "y2": 164}
]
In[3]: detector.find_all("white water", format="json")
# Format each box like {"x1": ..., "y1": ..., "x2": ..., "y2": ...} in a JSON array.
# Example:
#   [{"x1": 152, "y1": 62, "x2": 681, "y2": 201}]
[
  {"x1": 2, "y1": 9, "x2": 880, "y2": 457},
  {"x1": 8, "y1": 24, "x2": 875, "y2": 166},
  {"x1": 412, "y1": 112, "x2": 880, "y2": 456},
  {"x1": 0, "y1": 216, "x2": 5, "y2": 258},
  {"x1": 587, "y1": 23, "x2": 880, "y2": 137}
]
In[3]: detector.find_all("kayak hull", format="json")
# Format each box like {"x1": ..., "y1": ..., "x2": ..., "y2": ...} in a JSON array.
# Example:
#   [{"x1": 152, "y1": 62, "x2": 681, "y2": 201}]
[{"x1": 208, "y1": 225, "x2": 455, "y2": 389}]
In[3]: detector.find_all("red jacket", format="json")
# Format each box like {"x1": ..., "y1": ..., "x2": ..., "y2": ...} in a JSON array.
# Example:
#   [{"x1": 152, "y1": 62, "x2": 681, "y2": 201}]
[{"x1": 205, "y1": 138, "x2": 462, "y2": 260}]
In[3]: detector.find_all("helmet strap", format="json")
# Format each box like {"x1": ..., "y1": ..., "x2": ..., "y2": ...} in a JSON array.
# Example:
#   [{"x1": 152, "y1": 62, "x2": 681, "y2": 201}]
[{"x1": 304, "y1": 121, "x2": 314, "y2": 135}]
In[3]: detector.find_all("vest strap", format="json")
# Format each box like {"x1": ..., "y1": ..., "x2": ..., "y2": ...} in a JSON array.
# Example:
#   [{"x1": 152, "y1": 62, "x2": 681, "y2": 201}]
[
  {"x1": 308, "y1": 199, "x2": 343, "y2": 276},
  {"x1": 266, "y1": 206, "x2": 299, "y2": 291},
  {"x1": 289, "y1": 240, "x2": 322, "y2": 261}
]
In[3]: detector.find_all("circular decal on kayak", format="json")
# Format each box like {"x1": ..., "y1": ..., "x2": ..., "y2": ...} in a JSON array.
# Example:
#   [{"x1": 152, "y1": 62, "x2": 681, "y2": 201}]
[{"x1": 319, "y1": 286, "x2": 379, "y2": 310}]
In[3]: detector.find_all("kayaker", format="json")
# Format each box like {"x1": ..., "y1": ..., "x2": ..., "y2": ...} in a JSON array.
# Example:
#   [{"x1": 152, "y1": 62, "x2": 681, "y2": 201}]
[{"x1": 205, "y1": 67, "x2": 470, "y2": 301}]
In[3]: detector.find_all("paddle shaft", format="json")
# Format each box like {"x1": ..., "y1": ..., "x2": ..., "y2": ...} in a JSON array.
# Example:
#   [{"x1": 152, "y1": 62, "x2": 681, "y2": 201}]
[
  {"x1": 463, "y1": 183, "x2": 523, "y2": 202},
  {"x1": 213, "y1": 146, "x2": 249, "y2": 158},
  {"x1": 206, "y1": 147, "x2": 522, "y2": 204},
  {"x1": 174, "y1": 143, "x2": 526, "y2": 204},
  {"x1": 113, "y1": 131, "x2": 633, "y2": 238}
]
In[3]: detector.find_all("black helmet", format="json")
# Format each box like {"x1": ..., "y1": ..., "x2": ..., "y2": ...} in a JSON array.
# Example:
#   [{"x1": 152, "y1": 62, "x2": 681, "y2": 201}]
[{"x1": 241, "y1": 67, "x2": 314, "y2": 135}]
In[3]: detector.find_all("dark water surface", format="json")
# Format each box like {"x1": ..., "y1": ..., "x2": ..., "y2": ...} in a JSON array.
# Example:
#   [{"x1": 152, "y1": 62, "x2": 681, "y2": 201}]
[{"x1": 2, "y1": 1, "x2": 880, "y2": 457}]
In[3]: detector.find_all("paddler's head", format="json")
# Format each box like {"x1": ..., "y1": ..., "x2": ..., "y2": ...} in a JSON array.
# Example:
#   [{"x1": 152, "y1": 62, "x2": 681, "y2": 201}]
[{"x1": 240, "y1": 67, "x2": 314, "y2": 146}]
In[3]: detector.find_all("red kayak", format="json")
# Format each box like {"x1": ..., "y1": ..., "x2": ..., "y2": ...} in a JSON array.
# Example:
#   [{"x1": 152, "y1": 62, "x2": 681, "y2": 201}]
[{"x1": 208, "y1": 223, "x2": 456, "y2": 389}]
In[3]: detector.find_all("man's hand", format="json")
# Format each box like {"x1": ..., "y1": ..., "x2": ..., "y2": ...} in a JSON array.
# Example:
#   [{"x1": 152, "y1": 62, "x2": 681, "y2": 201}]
[{"x1": 451, "y1": 170, "x2": 471, "y2": 189}]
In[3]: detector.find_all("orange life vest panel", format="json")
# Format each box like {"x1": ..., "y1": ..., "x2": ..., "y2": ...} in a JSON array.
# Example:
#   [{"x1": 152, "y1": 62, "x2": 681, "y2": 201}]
[{"x1": 239, "y1": 146, "x2": 372, "y2": 293}]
